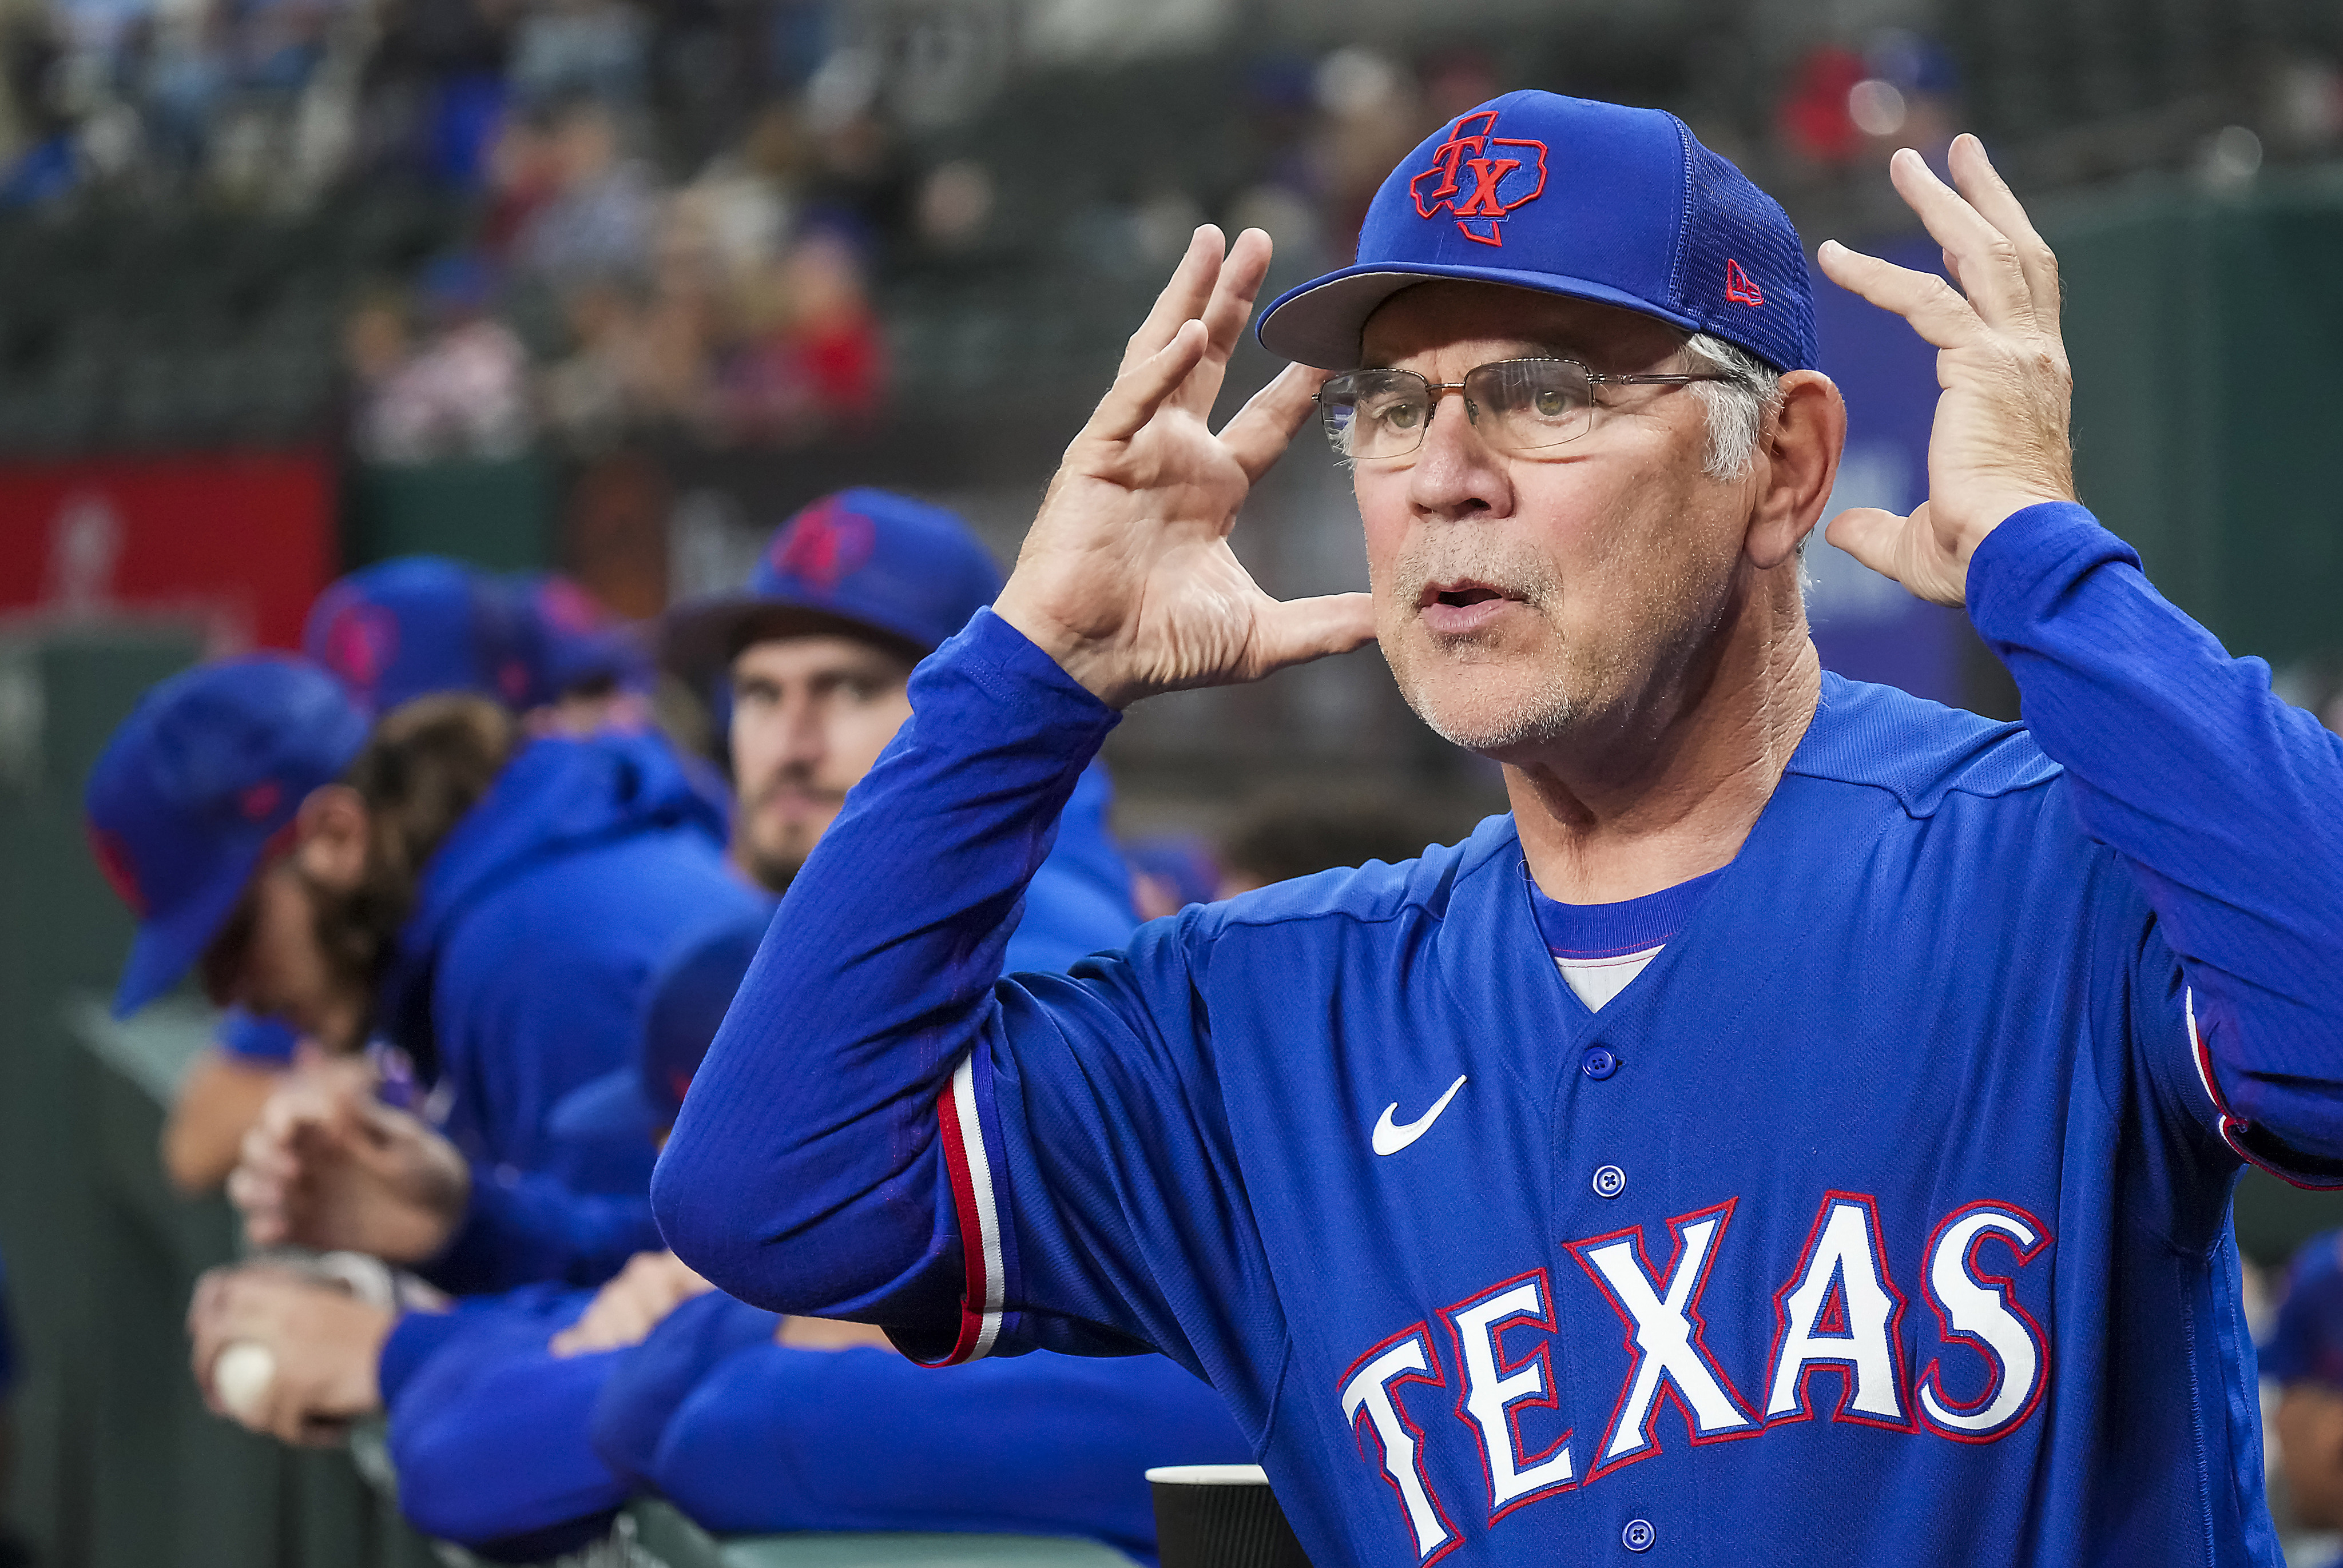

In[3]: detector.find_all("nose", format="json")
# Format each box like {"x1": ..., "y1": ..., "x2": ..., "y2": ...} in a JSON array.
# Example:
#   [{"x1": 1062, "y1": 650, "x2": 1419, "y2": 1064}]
[
  {"x1": 1407, "y1": 384, "x2": 1513, "y2": 523},
  {"x1": 776, "y1": 689, "x2": 829, "y2": 773}
]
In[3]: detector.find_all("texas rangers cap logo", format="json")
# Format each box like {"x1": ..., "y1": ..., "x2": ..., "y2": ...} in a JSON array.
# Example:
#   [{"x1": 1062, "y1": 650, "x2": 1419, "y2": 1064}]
[
  {"x1": 770, "y1": 499, "x2": 877, "y2": 594},
  {"x1": 1409, "y1": 110, "x2": 1549, "y2": 247},
  {"x1": 318, "y1": 599, "x2": 399, "y2": 696}
]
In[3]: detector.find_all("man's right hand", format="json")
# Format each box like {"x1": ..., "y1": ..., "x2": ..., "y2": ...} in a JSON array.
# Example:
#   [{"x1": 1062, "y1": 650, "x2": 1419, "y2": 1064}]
[
  {"x1": 227, "y1": 1082, "x2": 470, "y2": 1264},
  {"x1": 991, "y1": 225, "x2": 1376, "y2": 710}
]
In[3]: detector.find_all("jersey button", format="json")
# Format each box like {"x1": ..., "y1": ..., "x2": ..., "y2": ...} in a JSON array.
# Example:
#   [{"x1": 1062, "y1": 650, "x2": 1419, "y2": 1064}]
[
  {"x1": 1582, "y1": 1046, "x2": 1619, "y2": 1080},
  {"x1": 1591, "y1": 1163, "x2": 1627, "y2": 1200},
  {"x1": 1622, "y1": 1518, "x2": 1656, "y2": 1553}
]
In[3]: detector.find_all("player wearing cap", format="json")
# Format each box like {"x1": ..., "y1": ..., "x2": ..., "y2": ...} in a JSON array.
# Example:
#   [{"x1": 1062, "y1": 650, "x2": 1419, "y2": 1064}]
[
  {"x1": 194, "y1": 917, "x2": 1242, "y2": 1562},
  {"x1": 222, "y1": 490, "x2": 1135, "y2": 1290},
  {"x1": 88, "y1": 652, "x2": 767, "y2": 1297},
  {"x1": 161, "y1": 559, "x2": 639, "y2": 1195},
  {"x1": 659, "y1": 485, "x2": 1135, "y2": 960},
  {"x1": 657, "y1": 95, "x2": 2341, "y2": 1566}
]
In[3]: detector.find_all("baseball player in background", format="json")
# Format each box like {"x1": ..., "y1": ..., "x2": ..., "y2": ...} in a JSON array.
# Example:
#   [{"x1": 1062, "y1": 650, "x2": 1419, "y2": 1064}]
[{"x1": 656, "y1": 93, "x2": 2341, "y2": 1566}]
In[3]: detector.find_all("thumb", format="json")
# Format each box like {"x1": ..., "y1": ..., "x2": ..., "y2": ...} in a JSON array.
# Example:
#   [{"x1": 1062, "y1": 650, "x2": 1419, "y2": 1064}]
[
  {"x1": 1822, "y1": 507, "x2": 1911, "y2": 583},
  {"x1": 1248, "y1": 592, "x2": 1377, "y2": 677}
]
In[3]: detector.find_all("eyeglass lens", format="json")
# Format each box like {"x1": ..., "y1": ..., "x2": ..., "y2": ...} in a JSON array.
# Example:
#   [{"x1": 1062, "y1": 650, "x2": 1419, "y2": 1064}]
[{"x1": 1319, "y1": 359, "x2": 1599, "y2": 459}]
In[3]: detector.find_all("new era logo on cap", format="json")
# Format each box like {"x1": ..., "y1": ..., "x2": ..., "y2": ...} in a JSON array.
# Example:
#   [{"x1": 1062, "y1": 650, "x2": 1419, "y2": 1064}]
[
  {"x1": 1409, "y1": 110, "x2": 1548, "y2": 247},
  {"x1": 1725, "y1": 259, "x2": 1766, "y2": 307}
]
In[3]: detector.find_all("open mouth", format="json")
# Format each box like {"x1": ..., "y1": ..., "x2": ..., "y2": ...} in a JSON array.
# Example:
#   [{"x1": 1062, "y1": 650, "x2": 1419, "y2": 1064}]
[{"x1": 1420, "y1": 579, "x2": 1514, "y2": 610}]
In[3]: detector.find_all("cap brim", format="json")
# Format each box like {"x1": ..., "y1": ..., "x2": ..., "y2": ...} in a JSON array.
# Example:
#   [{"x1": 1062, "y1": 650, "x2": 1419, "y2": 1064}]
[
  {"x1": 547, "y1": 1067, "x2": 660, "y2": 1144},
  {"x1": 110, "y1": 850, "x2": 265, "y2": 1018},
  {"x1": 657, "y1": 595, "x2": 931, "y2": 690},
  {"x1": 1256, "y1": 262, "x2": 1702, "y2": 369}
]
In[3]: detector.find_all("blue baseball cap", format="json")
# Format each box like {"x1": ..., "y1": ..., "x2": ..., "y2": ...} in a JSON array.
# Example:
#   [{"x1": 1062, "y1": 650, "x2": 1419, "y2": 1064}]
[
  {"x1": 1257, "y1": 91, "x2": 1817, "y2": 375},
  {"x1": 86, "y1": 655, "x2": 370, "y2": 1017},
  {"x1": 510, "y1": 573, "x2": 653, "y2": 707},
  {"x1": 304, "y1": 557, "x2": 537, "y2": 715},
  {"x1": 2264, "y1": 1232, "x2": 2343, "y2": 1388},
  {"x1": 659, "y1": 488, "x2": 1004, "y2": 683}
]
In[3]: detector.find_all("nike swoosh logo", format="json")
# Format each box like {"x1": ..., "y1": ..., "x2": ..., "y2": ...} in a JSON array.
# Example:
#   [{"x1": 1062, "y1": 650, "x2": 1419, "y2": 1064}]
[{"x1": 1371, "y1": 1074, "x2": 1469, "y2": 1157}]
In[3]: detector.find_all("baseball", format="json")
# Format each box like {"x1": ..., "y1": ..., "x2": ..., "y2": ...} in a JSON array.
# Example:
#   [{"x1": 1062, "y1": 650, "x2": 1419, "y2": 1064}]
[{"x1": 212, "y1": 1340, "x2": 276, "y2": 1424}]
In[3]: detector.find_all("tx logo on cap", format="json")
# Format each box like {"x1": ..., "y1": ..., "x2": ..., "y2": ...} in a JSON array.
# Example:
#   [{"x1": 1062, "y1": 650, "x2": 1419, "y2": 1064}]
[
  {"x1": 320, "y1": 601, "x2": 399, "y2": 694},
  {"x1": 1409, "y1": 110, "x2": 1548, "y2": 248},
  {"x1": 771, "y1": 499, "x2": 877, "y2": 594}
]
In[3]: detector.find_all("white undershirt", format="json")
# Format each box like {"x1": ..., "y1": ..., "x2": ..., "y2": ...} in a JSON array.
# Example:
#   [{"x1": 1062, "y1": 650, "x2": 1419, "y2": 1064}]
[{"x1": 1554, "y1": 945, "x2": 1666, "y2": 1013}]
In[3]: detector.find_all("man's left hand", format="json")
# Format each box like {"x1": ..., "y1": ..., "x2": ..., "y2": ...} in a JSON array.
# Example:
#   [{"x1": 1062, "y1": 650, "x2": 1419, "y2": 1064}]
[{"x1": 1817, "y1": 134, "x2": 2077, "y2": 606}]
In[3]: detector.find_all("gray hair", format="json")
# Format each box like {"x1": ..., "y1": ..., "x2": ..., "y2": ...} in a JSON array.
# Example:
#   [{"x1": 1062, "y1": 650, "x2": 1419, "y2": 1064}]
[{"x1": 1682, "y1": 332, "x2": 1782, "y2": 480}]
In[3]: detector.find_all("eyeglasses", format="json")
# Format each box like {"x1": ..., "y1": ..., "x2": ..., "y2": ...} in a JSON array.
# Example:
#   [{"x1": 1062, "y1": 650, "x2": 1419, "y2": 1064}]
[{"x1": 1315, "y1": 357, "x2": 1733, "y2": 461}]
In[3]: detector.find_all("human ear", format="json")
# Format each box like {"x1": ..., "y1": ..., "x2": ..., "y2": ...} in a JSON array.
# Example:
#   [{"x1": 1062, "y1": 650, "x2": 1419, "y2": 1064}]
[
  {"x1": 1745, "y1": 369, "x2": 1845, "y2": 571},
  {"x1": 292, "y1": 785, "x2": 370, "y2": 893}
]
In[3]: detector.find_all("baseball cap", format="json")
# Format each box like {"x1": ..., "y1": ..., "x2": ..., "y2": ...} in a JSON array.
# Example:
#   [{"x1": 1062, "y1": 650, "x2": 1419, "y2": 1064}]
[
  {"x1": 303, "y1": 557, "x2": 537, "y2": 715},
  {"x1": 659, "y1": 489, "x2": 1004, "y2": 684},
  {"x1": 1256, "y1": 91, "x2": 1817, "y2": 376},
  {"x1": 509, "y1": 573, "x2": 653, "y2": 707},
  {"x1": 85, "y1": 654, "x2": 370, "y2": 1017},
  {"x1": 2264, "y1": 1232, "x2": 2343, "y2": 1388}
]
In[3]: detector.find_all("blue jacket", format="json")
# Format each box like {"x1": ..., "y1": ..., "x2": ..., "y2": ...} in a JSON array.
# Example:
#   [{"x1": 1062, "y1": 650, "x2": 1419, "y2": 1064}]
[
  {"x1": 656, "y1": 505, "x2": 2343, "y2": 1568},
  {"x1": 379, "y1": 1284, "x2": 1246, "y2": 1563},
  {"x1": 418, "y1": 736, "x2": 1134, "y2": 1296},
  {"x1": 376, "y1": 731, "x2": 768, "y2": 1292}
]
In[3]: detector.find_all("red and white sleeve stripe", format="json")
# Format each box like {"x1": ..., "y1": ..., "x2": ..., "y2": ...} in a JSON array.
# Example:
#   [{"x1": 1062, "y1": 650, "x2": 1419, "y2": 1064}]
[{"x1": 928, "y1": 1053, "x2": 1008, "y2": 1364}]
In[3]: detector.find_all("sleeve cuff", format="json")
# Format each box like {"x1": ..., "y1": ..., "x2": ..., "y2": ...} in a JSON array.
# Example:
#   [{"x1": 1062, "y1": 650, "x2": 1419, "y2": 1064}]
[
  {"x1": 1963, "y1": 501, "x2": 2137, "y2": 642},
  {"x1": 944, "y1": 609, "x2": 1123, "y2": 737}
]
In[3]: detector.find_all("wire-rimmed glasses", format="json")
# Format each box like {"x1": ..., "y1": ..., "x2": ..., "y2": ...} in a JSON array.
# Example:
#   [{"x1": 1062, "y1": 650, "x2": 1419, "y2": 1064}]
[{"x1": 1315, "y1": 357, "x2": 1733, "y2": 461}]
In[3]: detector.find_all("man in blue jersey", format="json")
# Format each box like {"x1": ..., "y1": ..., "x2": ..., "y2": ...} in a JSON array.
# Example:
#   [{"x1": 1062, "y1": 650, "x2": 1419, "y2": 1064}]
[
  {"x1": 654, "y1": 95, "x2": 2343, "y2": 1567},
  {"x1": 223, "y1": 491, "x2": 1134, "y2": 1292}
]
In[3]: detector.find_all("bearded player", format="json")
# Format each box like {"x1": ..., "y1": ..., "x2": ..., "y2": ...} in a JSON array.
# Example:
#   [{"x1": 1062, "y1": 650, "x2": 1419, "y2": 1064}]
[{"x1": 656, "y1": 94, "x2": 2335, "y2": 1566}]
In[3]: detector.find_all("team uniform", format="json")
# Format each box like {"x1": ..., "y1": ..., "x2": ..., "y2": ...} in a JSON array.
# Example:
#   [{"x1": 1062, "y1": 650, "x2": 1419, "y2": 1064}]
[
  {"x1": 658, "y1": 502, "x2": 2343, "y2": 1567},
  {"x1": 382, "y1": 1282, "x2": 1246, "y2": 1563}
]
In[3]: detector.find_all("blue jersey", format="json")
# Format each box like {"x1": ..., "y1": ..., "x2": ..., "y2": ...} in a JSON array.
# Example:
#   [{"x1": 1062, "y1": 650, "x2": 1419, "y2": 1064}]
[
  {"x1": 383, "y1": 1283, "x2": 1245, "y2": 1562},
  {"x1": 657, "y1": 504, "x2": 2343, "y2": 1568},
  {"x1": 216, "y1": 1008, "x2": 299, "y2": 1066},
  {"x1": 375, "y1": 730, "x2": 767, "y2": 1293}
]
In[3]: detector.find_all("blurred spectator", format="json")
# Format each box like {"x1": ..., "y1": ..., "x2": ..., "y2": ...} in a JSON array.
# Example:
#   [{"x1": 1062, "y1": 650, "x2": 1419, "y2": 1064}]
[
  {"x1": 1124, "y1": 833, "x2": 1224, "y2": 921},
  {"x1": 511, "y1": 99, "x2": 657, "y2": 285},
  {"x1": 352, "y1": 254, "x2": 534, "y2": 461},
  {"x1": 710, "y1": 226, "x2": 882, "y2": 443},
  {"x1": 1218, "y1": 795, "x2": 1443, "y2": 894},
  {"x1": 2265, "y1": 1232, "x2": 2343, "y2": 1564}
]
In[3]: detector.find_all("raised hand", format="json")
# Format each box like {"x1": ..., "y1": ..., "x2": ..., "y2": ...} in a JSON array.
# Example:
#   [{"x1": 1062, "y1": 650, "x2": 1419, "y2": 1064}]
[
  {"x1": 992, "y1": 225, "x2": 1376, "y2": 709},
  {"x1": 1816, "y1": 134, "x2": 2078, "y2": 606},
  {"x1": 228, "y1": 1081, "x2": 470, "y2": 1264}
]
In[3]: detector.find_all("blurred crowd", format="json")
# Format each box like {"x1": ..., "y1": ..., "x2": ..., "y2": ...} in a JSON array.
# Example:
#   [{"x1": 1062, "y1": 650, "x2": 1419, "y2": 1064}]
[{"x1": 0, "y1": 0, "x2": 2337, "y2": 461}]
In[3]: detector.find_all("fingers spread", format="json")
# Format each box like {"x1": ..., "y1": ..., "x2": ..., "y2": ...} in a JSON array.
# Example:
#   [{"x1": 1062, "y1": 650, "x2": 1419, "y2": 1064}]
[
  {"x1": 1816, "y1": 241, "x2": 1983, "y2": 352},
  {"x1": 1945, "y1": 134, "x2": 2062, "y2": 336},
  {"x1": 1221, "y1": 363, "x2": 1327, "y2": 483},
  {"x1": 1885, "y1": 148, "x2": 2033, "y2": 330},
  {"x1": 1120, "y1": 226, "x2": 1225, "y2": 375},
  {"x1": 1087, "y1": 319, "x2": 1209, "y2": 447}
]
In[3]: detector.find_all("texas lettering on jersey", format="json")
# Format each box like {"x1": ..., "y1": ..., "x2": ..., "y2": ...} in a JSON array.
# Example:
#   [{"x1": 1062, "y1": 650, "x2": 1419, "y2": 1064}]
[{"x1": 1339, "y1": 1191, "x2": 2052, "y2": 1563}]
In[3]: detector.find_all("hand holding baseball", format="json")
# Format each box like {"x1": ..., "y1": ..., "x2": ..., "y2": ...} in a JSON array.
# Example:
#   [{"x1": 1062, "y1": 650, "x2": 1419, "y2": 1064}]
[
  {"x1": 1817, "y1": 134, "x2": 2077, "y2": 606},
  {"x1": 229, "y1": 1081, "x2": 470, "y2": 1264},
  {"x1": 188, "y1": 1264, "x2": 392, "y2": 1446},
  {"x1": 992, "y1": 225, "x2": 1376, "y2": 709}
]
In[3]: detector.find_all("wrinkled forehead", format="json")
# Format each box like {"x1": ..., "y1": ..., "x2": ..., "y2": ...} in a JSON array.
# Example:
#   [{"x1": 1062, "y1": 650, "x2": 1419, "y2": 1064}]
[{"x1": 1357, "y1": 280, "x2": 1688, "y2": 373}]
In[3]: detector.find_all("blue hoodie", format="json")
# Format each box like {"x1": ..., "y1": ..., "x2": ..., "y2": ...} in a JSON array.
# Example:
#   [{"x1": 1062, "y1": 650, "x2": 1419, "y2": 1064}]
[
  {"x1": 379, "y1": 1284, "x2": 1248, "y2": 1565},
  {"x1": 376, "y1": 730, "x2": 768, "y2": 1293}
]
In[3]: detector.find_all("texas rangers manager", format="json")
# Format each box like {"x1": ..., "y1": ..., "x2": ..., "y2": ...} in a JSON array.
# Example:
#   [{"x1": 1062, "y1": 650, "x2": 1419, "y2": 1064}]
[{"x1": 657, "y1": 92, "x2": 2338, "y2": 1566}]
